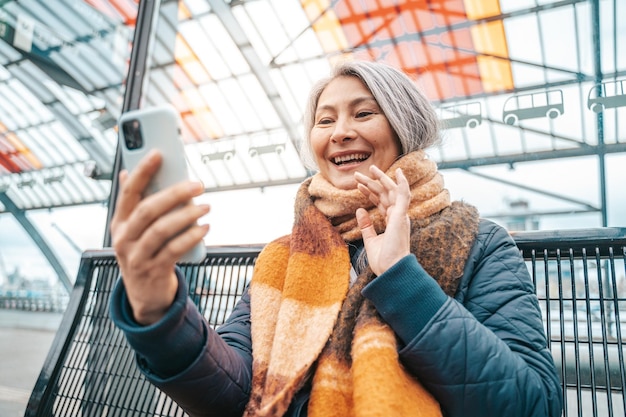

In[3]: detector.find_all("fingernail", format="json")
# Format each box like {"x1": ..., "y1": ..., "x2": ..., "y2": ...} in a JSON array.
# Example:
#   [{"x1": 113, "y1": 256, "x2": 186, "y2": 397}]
[
  {"x1": 147, "y1": 149, "x2": 161, "y2": 160},
  {"x1": 189, "y1": 182, "x2": 204, "y2": 193}
]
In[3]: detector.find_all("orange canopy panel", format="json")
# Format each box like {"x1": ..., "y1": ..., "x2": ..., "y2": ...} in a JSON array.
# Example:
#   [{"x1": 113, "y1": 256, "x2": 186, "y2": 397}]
[
  {"x1": 304, "y1": 0, "x2": 513, "y2": 101},
  {"x1": 0, "y1": 126, "x2": 43, "y2": 174},
  {"x1": 83, "y1": 0, "x2": 138, "y2": 26}
]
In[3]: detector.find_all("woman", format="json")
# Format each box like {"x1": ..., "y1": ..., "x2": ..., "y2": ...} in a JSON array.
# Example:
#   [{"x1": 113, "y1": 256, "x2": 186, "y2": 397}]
[{"x1": 110, "y1": 60, "x2": 562, "y2": 417}]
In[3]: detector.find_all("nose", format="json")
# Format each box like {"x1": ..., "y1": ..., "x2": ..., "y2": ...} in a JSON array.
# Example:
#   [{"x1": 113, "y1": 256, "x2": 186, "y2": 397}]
[{"x1": 329, "y1": 118, "x2": 356, "y2": 143}]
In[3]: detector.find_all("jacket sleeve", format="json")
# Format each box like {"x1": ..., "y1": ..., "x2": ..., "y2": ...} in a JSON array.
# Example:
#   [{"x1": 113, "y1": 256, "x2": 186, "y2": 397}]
[
  {"x1": 363, "y1": 221, "x2": 562, "y2": 417},
  {"x1": 109, "y1": 268, "x2": 252, "y2": 417}
]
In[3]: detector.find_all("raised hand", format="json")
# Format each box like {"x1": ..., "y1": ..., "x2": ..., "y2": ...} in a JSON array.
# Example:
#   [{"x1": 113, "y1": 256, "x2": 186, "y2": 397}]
[
  {"x1": 354, "y1": 166, "x2": 411, "y2": 276},
  {"x1": 110, "y1": 150, "x2": 210, "y2": 325}
]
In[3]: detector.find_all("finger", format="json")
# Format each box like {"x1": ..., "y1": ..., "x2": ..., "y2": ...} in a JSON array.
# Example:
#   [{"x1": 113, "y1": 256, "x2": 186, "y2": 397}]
[
  {"x1": 355, "y1": 170, "x2": 384, "y2": 188},
  {"x1": 369, "y1": 165, "x2": 398, "y2": 190},
  {"x1": 124, "y1": 181, "x2": 205, "y2": 241},
  {"x1": 154, "y1": 223, "x2": 210, "y2": 265},
  {"x1": 354, "y1": 171, "x2": 374, "y2": 191},
  {"x1": 111, "y1": 171, "x2": 129, "y2": 224},
  {"x1": 394, "y1": 168, "x2": 410, "y2": 211},
  {"x1": 119, "y1": 169, "x2": 128, "y2": 187},
  {"x1": 356, "y1": 183, "x2": 372, "y2": 199},
  {"x1": 357, "y1": 184, "x2": 383, "y2": 212},
  {"x1": 383, "y1": 169, "x2": 411, "y2": 230},
  {"x1": 139, "y1": 203, "x2": 210, "y2": 257},
  {"x1": 366, "y1": 166, "x2": 399, "y2": 207},
  {"x1": 354, "y1": 171, "x2": 371, "y2": 184},
  {"x1": 356, "y1": 207, "x2": 378, "y2": 242},
  {"x1": 110, "y1": 170, "x2": 129, "y2": 230},
  {"x1": 377, "y1": 202, "x2": 387, "y2": 219},
  {"x1": 356, "y1": 171, "x2": 385, "y2": 197},
  {"x1": 115, "y1": 150, "x2": 163, "y2": 220}
]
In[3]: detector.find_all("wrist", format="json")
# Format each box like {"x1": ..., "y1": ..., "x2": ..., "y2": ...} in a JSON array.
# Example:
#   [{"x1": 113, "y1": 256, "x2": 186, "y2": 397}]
[
  {"x1": 127, "y1": 272, "x2": 179, "y2": 325},
  {"x1": 131, "y1": 304, "x2": 172, "y2": 325},
  {"x1": 374, "y1": 252, "x2": 411, "y2": 276}
]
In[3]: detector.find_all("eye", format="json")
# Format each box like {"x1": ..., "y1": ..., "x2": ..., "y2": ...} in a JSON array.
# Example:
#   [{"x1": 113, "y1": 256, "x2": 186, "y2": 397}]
[
  {"x1": 356, "y1": 110, "x2": 374, "y2": 118},
  {"x1": 316, "y1": 117, "x2": 333, "y2": 125}
]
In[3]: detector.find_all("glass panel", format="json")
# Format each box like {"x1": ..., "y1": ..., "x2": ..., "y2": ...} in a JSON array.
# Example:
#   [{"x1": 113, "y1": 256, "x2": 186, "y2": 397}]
[{"x1": 0, "y1": 0, "x2": 134, "y2": 313}]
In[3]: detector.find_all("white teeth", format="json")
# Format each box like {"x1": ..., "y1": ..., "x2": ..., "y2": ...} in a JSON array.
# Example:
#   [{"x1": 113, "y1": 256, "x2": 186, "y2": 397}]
[{"x1": 333, "y1": 153, "x2": 369, "y2": 164}]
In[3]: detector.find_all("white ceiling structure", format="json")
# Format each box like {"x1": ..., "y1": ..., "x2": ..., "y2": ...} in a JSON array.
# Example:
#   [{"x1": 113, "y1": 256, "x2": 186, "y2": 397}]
[{"x1": 0, "y1": 0, "x2": 624, "y2": 288}]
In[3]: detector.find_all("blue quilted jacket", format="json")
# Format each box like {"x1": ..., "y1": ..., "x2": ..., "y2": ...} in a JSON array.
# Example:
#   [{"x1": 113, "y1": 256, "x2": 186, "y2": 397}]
[{"x1": 110, "y1": 219, "x2": 563, "y2": 417}]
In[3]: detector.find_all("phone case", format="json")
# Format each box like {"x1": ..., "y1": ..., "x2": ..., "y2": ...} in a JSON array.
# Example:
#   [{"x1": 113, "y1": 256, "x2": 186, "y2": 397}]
[{"x1": 119, "y1": 105, "x2": 206, "y2": 263}]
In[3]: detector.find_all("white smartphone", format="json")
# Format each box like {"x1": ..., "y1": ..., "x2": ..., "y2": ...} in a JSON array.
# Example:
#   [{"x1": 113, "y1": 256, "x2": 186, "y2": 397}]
[{"x1": 118, "y1": 104, "x2": 206, "y2": 263}]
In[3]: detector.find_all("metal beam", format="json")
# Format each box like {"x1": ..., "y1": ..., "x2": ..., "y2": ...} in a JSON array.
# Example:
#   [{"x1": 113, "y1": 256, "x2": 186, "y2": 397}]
[
  {"x1": 591, "y1": 0, "x2": 608, "y2": 227},
  {"x1": 462, "y1": 168, "x2": 599, "y2": 211},
  {"x1": 438, "y1": 143, "x2": 626, "y2": 170},
  {"x1": 206, "y1": 0, "x2": 301, "y2": 149},
  {"x1": 484, "y1": 208, "x2": 599, "y2": 219},
  {"x1": 203, "y1": 176, "x2": 308, "y2": 193},
  {"x1": 0, "y1": 192, "x2": 72, "y2": 293},
  {"x1": 103, "y1": 0, "x2": 159, "y2": 246}
]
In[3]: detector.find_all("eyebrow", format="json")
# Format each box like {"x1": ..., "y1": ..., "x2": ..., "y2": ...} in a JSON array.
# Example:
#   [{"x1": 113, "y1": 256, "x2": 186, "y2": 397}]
[{"x1": 315, "y1": 96, "x2": 378, "y2": 113}]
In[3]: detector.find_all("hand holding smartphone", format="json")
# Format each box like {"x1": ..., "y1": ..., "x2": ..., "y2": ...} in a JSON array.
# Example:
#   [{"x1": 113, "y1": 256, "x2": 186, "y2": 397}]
[{"x1": 119, "y1": 104, "x2": 206, "y2": 263}]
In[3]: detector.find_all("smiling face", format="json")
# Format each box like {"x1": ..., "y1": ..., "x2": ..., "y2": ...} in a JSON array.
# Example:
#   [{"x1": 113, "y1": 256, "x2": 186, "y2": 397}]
[{"x1": 310, "y1": 76, "x2": 401, "y2": 190}]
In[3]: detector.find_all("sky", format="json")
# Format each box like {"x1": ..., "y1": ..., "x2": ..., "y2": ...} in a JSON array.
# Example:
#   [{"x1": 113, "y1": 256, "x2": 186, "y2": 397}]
[{"x1": 0, "y1": 152, "x2": 624, "y2": 287}]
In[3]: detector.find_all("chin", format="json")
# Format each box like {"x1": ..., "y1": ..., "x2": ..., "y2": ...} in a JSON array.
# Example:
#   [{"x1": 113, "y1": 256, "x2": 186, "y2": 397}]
[{"x1": 331, "y1": 179, "x2": 358, "y2": 190}]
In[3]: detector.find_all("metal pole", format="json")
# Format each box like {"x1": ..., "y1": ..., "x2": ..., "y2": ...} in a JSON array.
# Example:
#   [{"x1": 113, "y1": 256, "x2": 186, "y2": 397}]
[
  {"x1": 103, "y1": 0, "x2": 159, "y2": 247},
  {"x1": 590, "y1": 0, "x2": 608, "y2": 227}
]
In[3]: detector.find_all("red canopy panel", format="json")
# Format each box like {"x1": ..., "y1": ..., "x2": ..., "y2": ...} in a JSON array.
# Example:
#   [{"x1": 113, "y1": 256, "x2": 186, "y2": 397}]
[
  {"x1": 83, "y1": 0, "x2": 139, "y2": 26},
  {"x1": 0, "y1": 131, "x2": 42, "y2": 174},
  {"x1": 304, "y1": 0, "x2": 513, "y2": 101}
]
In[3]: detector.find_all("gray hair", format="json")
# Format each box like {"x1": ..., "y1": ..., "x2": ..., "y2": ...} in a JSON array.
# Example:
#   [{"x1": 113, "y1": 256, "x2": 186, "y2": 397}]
[{"x1": 300, "y1": 60, "x2": 441, "y2": 170}]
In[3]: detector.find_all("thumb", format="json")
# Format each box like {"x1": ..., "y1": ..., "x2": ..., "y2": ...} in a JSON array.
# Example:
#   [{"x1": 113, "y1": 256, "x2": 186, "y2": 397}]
[{"x1": 356, "y1": 208, "x2": 377, "y2": 242}]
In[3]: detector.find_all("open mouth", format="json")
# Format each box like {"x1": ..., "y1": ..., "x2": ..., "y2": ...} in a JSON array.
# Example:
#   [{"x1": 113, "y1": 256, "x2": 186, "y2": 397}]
[{"x1": 332, "y1": 153, "x2": 370, "y2": 166}]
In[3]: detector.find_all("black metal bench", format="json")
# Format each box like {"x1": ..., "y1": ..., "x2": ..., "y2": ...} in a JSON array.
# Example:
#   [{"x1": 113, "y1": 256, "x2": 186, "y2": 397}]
[
  {"x1": 25, "y1": 229, "x2": 626, "y2": 417},
  {"x1": 514, "y1": 228, "x2": 626, "y2": 417}
]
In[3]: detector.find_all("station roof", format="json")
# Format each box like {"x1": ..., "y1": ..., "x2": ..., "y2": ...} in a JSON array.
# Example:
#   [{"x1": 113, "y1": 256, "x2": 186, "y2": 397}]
[{"x1": 0, "y1": 0, "x2": 624, "y2": 219}]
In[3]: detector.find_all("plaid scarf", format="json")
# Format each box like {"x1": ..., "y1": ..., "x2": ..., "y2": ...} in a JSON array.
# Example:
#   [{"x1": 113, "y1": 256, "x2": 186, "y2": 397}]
[{"x1": 244, "y1": 151, "x2": 480, "y2": 417}]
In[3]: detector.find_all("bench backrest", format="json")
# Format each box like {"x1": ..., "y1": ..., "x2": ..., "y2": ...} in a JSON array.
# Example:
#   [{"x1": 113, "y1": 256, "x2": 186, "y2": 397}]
[
  {"x1": 514, "y1": 228, "x2": 626, "y2": 417},
  {"x1": 25, "y1": 229, "x2": 626, "y2": 417},
  {"x1": 25, "y1": 246, "x2": 261, "y2": 417}
]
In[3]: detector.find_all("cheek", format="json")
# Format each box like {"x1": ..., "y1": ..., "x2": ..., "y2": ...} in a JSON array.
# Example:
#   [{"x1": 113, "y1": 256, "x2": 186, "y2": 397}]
[{"x1": 309, "y1": 131, "x2": 326, "y2": 158}]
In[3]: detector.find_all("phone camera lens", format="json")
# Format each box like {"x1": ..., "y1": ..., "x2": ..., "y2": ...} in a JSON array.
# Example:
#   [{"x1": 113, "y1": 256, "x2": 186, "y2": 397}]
[{"x1": 122, "y1": 119, "x2": 144, "y2": 150}]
